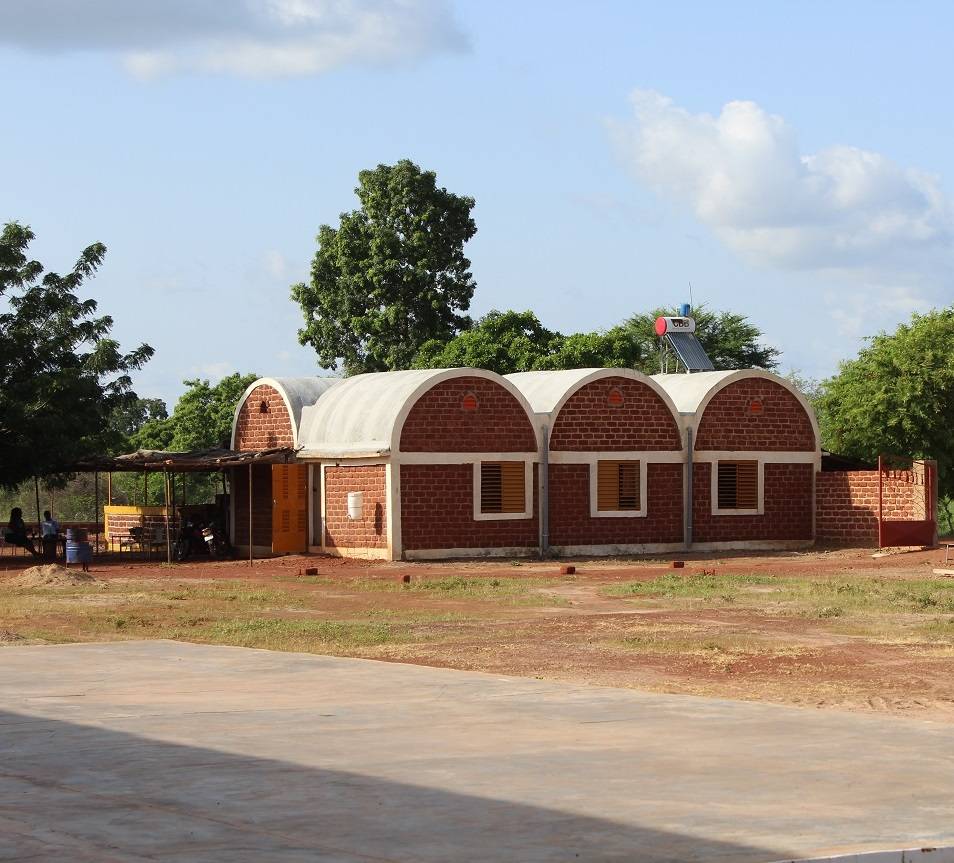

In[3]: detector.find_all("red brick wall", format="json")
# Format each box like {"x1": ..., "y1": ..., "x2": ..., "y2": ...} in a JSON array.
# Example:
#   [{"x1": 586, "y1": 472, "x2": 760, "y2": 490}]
[
  {"x1": 234, "y1": 384, "x2": 294, "y2": 451},
  {"x1": 815, "y1": 470, "x2": 922, "y2": 545},
  {"x1": 548, "y1": 462, "x2": 683, "y2": 546},
  {"x1": 550, "y1": 377, "x2": 682, "y2": 451},
  {"x1": 105, "y1": 511, "x2": 177, "y2": 539},
  {"x1": 400, "y1": 463, "x2": 538, "y2": 551},
  {"x1": 399, "y1": 377, "x2": 536, "y2": 453},
  {"x1": 695, "y1": 379, "x2": 815, "y2": 452},
  {"x1": 231, "y1": 465, "x2": 273, "y2": 546},
  {"x1": 693, "y1": 462, "x2": 813, "y2": 542},
  {"x1": 324, "y1": 464, "x2": 387, "y2": 549}
]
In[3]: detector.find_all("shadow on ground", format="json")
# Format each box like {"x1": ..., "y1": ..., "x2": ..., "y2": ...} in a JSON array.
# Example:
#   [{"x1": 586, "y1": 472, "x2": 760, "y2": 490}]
[{"x1": 0, "y1": 708, "x2": 786, "y2": 863}]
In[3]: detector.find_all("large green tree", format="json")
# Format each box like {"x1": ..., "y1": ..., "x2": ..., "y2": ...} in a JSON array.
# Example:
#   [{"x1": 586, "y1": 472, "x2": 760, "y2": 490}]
[
  {"x1": 819, "y1": 308, "x2": 954, "y2": 498},
  {"x1": 130, "y1": 373, "x2": 259, "y2": 452},
  {"x1": 292, "y1": 159, "x2": 477, "y2": 375},
  {"x1": 413, "y1": 305, "x2": 771, "y2": 375},
  {"x1": 0, "y1": 222, "x2": 153, "y2": 488}
]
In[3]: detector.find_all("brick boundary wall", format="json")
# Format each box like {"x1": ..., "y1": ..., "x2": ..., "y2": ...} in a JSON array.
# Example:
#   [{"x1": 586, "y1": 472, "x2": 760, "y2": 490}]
[
  {"x1": 231, "y1": 464, "x2": 274, "y2": 547},
  {"x1": 548, "y1": 462, "x2": 683, "y2": 546},
  {"x1": 234, "y1": 384, "x2": 294, "y2": 451},
  {"x1": 550, "y1": 377, "x2": 682, "y2": 452},
  {"x1": 400, "y1": 464, "x2": 539, "y2": 551},
  {"x1": 815, "y1": 470, "x2": 922, "y2": 546},
  {"x1": 324, "y1": 465, "x2": 388, "y2": 550},
  {"x1": 400, "y1": 377, "x2": 537, "y2": 453},
  {"x1": 693, "y1": 462, "x2": 814, "y2": 542},
  {"x1": 105, "y1": 513, "x2": 177, "y2": 539},
  {"x1": 695, "y1": 379, "x2": 815, "y2": 452}
]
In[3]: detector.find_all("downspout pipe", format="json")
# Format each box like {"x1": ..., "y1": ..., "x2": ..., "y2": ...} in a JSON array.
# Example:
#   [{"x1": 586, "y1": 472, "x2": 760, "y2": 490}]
[
  {"x1": 685, "y1": 427, "x2": 693, "y2": 550},
  {"x1": 539, "y1": 424, "x2": 549, "y2": 559}
]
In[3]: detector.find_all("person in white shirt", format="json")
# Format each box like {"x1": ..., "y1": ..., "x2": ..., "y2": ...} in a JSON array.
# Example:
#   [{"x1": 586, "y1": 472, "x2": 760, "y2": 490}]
[{"x1": 41, "y1": 510, "x2": 60, "y2": 560}]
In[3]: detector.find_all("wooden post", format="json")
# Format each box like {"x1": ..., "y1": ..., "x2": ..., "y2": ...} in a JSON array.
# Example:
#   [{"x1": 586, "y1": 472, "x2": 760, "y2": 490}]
[
  {"x1": 107, "y1": 472, "x2": 112, "y2": 505},
  {"x1": 164, "y1": 469, "x2": 172, "y2": 565},
  {"x1": 141, "y1": 471, "x2": 147, "y2": 556},
  {"x1": 248, "y1": 463, "x2": 254, "y2": 567},
  {"x1": 34, "y1": 476, "x2": 42, "y2": 545},
  {"x1": 94, "y1": 471, "x2": 99, "y2": 554}
]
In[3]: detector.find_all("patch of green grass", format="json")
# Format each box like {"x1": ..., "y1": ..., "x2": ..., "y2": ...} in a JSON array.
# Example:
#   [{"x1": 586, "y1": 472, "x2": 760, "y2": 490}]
[
  {"x1": 195, "y1": 618, "x2": 413, "y2": 650},
  {"x1": 340, "y1": 575, "x2": 563, "y2": 605}
]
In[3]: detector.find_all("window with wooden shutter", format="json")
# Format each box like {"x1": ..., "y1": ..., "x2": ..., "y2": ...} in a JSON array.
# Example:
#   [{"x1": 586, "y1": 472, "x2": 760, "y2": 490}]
[
  {"x1": 596, "y1": 461, "x2": 640, "y2": 511},
  {"x1": 480, "y1": 462, "x2": 525, "y2": 514},
  {"x1": 717, "y1": 460, "x2": 758, "y2": 510}
]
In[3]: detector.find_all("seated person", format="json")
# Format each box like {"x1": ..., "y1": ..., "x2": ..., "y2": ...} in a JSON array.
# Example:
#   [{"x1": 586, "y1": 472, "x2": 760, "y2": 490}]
[
  {"x1": 41, "y1": 510, "x2": 60, "y2": 559},
  {"x1": 5, "y1": 507, "x2": 39, "y2": 557}
]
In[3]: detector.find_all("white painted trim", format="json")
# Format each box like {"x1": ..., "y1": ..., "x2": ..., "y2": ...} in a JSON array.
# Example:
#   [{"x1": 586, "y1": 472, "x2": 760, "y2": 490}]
[
  {"x1": 405, "y1": 545, "x2": 537, "y2": 560},
  {"x1": 548, "y1": 450, "x2": 684, "y2": 464},
  {"x1": 398, "y1": 451, "x2": 538, "y2": 465},
  {"x1": 317, "y1": 455, "x2": 392, "y2": 467},
  {"x1": 710, "y1": 458, "x2": 765, "y2": 516},
  {"x1": 588, "y1": 458, "x2": 647, "y2": 518},
  {"x1": 385, "y1": 461, "x2": 397, "y2": 560},
  {"x1": 472, "y1": 459, "x2": 534, "y2": 521},
  {"x1": 319, "y1": 462, "x2": 328, "y2": 549},
  {"x1": 693, "y1": 450, "x2": 818, "y2": 465},
  {"x1": 551, "y1": 542, "x2": 686, "y2": 556},
  {"x1": 691, "y1": 539, "x2": 813, "y2": 552}
]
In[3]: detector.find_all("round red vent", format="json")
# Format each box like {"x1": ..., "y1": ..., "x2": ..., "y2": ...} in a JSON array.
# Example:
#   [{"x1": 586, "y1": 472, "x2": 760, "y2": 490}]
[
  {"x1": 462, "y1": 393, "x2": 478, "y2": 411},
  {"x1": 608, "y1": 388, "x2": 624, "y2": 406},
  {"x1": 749, "y1": 399, "x2": 763, "y2": 415}
]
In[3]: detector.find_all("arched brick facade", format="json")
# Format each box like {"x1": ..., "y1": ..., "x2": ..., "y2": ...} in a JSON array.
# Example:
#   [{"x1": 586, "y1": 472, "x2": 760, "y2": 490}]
[
  {"x1": 549, "y1": 377, "x2": 682, "y2": 452},
  {"x1": 695, "y1": 379, "x2": 815, "y2": 452},
  {"x1": 234, "y1": 385, "x2": 294, "y2": 451},
  {"x1": 399, "y1": 376, "x2": 536, "y2": 453}
]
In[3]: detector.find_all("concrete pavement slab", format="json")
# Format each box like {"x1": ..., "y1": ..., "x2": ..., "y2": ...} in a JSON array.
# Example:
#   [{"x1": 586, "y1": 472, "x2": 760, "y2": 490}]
[{"x1": 0, "y1": 640, "x2": 952, "y2": 862}]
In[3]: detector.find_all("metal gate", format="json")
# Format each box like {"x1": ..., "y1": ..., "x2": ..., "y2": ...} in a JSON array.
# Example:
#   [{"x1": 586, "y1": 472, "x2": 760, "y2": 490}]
[{"x1": 878, "y1": 456, "x2": 937, "y2": 548}]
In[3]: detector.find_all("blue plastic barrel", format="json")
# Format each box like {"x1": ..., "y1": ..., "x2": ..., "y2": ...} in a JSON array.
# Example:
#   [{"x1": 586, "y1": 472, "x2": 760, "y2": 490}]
[
  {"x1": 65, "y1": 541, "x2": 92, "y2": 564},
  {"x1": 66, "y1": 528, "x2": 88, "y2": 542}
]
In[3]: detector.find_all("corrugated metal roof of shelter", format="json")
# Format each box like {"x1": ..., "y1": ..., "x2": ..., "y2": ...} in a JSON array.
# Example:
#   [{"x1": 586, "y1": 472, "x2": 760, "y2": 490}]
[
  {"x1": 651, "y1": 371, "x2": 737, "y2": 414},
  {"x1": 297, "y1": 369, "x2": 476, "y2": 457}
]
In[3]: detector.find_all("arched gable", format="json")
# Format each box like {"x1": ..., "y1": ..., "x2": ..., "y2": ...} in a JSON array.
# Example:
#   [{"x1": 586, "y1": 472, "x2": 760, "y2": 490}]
[{"x1": 695, "y1": 377, "x2": 816, "y2": 451}]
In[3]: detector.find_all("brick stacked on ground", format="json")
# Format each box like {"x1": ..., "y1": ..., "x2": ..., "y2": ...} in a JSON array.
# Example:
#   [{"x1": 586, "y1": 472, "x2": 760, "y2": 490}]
[
  {"x1": 324, "y1": 465, "x2": 387, "y2": 550},
  {"x1": 549, "y1": 463, "x2": 683, "y2": 547},
  {"x1": 695, "y1": 379, "x2": 815, "y2": 452},
  {"x1": 815, "y1": 470, "x2": 922, "y2": 546},
  {"x1": 549, "y1": 377, "x2": 682, "y2": 451},
  {"x1": 234, "y1": 385, "x2": 294, "y2": 451},
  {"x1": 693, "y1": 463, "x2": 814, "y2": 542},
  {"x1": 400, "y1": 464, "x2": 539, "y2": 551},
  {"x1": 400, "y1": 377, "x2": 537, "y2": 452}
]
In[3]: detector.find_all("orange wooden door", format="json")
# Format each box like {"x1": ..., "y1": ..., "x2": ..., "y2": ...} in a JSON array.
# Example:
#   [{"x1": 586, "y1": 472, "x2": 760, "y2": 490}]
[{"x1": 272, "y1": 464, "x2": 308, "y2": 553}]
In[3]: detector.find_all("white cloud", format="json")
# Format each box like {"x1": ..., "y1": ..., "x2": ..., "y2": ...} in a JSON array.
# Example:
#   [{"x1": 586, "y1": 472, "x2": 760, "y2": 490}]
[
  {"x1": 0, "y1": 0, "x2": 467, "y2": 78},
  {"x1": 610, "y1": 90, "x2": 953, "y2": 274},
  {"x1": 194, "y1": 361, "x2": 235, "y2": 382},
  {"x1": 263, "y1": 250, "x2": 289, "y2": 279}
]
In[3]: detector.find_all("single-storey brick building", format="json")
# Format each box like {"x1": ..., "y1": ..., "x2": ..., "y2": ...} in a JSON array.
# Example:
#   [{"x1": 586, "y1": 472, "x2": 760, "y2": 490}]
[{"x1": 227, "y1": 367, "x2": 936, "y2": 559}]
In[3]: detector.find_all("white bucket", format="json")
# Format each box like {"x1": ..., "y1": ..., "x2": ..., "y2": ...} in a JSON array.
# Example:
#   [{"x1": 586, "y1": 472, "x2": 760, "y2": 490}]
[{"x1": 347, "y1": 491, "x2": 363, "y2": 520}]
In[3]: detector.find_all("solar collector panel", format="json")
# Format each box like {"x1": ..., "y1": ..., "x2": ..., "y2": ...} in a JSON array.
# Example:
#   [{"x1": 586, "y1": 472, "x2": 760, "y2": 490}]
[{"x1": 666, "y1": 332, "x2": 715, "y2": 371}]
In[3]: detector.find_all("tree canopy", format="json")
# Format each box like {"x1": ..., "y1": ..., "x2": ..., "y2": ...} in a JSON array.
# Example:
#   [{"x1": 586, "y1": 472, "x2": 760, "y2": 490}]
[
  {"x1": 0, "y1": 222, "x2": 153, "y2": 488},
  {"x1": 412, "y1": 305, "x2": 773, "y2": 375},
  {"x1": 129, "y1": 373, "x2": 259, "y2": 452},
  {"x1": 292, "y1": 159, "x2": 477, "y2": 375},
  {"x1": 819, "y1": 308, "x2": 954, "y2": 497}
]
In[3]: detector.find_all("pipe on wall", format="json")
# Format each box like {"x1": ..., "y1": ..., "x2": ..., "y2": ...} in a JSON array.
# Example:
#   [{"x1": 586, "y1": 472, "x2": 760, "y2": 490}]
[
  {"x1": 539, "y1": 424, "x2": 549, "y2": 559},
  {"x1": 685, "y1": 427, "x2": 693, "y2": 549}
]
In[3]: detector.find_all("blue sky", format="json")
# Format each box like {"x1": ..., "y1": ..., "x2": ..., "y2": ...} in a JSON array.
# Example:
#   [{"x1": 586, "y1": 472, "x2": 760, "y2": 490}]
[{"x1": 2, "y1": 0, "x2": 952, "y2": 406}]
